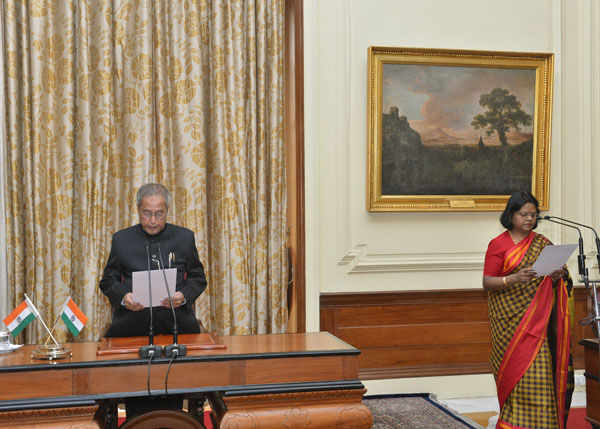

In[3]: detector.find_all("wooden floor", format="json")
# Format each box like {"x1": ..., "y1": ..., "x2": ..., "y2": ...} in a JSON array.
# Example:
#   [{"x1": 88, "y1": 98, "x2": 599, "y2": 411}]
[
  {"x1": 462, "y1": 411, "x2": 496, "y2": 427},
  {"x1": 459, "y1": 407, "x2": 591, "y2": 429},
  {"x1": 442, "y1": 390, "x2": 589, "y2": 429}
]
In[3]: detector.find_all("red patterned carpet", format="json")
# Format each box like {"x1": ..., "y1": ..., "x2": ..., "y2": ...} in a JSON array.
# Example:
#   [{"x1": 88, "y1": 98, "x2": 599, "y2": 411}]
[
  {"x1": 568, "y1": 407, "x2": 592, "y2": 429},
  {"x1": 363, "y1": 394, "x2": 480, "y2": 429}
]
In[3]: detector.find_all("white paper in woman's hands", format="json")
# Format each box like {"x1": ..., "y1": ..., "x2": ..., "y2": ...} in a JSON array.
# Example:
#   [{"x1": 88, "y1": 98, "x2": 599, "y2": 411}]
[{"x1": 531, "y1": 244, "x2": 578, "y2": 276}]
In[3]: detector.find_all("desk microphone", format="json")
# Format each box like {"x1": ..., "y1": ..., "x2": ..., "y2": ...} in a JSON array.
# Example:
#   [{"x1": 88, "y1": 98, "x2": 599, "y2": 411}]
[
  {"x1": 543, "y1": 215, "x2": 600, "y2": 274},
  {"x1": 139, "y1": 241, "x2": 163, "y2": 359},
  {"x1": 538, "y1": 215, "x2": 587, "y2": 277},
  {"x1": 156, "y1": 242, "x2": 187, "y2": 357}
]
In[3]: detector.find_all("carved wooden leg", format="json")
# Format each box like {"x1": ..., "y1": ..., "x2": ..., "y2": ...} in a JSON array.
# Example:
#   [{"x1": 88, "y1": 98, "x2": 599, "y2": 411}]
[
  {"x1": 94, "y1": 399, "x2": 119, "y2": 429},
  {"x1": 209, "y1": 389, "x2": 372, "y2": 429}
]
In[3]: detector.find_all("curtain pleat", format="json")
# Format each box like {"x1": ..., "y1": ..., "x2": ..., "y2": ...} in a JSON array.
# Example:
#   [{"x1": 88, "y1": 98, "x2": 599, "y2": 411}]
[{"x1": 2, "y1": 0, "x2": 286, "y2": 342}]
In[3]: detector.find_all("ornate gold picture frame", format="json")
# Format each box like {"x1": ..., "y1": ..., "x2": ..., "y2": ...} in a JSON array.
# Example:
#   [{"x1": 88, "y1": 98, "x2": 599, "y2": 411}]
[{"x1": 366, "y1": 47, "x2": 554, "y2": 212}]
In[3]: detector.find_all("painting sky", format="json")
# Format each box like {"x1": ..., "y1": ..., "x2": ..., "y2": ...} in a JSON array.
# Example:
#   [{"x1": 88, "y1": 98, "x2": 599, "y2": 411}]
[{"x1": 382, "y1": 63, "x2": 536, "y2": 144}]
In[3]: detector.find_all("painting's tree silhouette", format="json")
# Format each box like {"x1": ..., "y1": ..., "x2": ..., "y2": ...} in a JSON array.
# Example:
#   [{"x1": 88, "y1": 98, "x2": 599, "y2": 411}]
[{"x1": 471, "y1": 87, "x2": 532, "y2": 166}]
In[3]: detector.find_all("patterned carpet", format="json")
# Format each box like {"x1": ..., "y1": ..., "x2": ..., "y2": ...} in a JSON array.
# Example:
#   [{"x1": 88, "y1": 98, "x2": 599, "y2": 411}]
[{"x1": 363, "y1": 394, "x2": 482, "y2": 429}]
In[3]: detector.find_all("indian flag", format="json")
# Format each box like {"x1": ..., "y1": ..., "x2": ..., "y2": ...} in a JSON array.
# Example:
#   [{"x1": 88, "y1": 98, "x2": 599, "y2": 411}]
[
  {"x1": 61, "y1": 297, "x2": 88, "y2": 337},
  {"x1": 3, "y1": 301, "x2": 37, "y2": 336}
]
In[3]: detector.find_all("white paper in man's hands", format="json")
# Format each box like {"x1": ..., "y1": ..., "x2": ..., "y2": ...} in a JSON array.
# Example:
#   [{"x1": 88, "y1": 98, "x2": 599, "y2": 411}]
[
  {"x1": 531, "y1": 244, "x2": 578, "y2": 276},
  {"x1": 132, "y1": 268, "x2": 177, "y2": 307}
]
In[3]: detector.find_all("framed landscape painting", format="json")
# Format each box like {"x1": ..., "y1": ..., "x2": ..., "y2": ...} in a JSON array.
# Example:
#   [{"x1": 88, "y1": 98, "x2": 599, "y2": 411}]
[{"x1": 366, "y1": 47, "x2": 554, "y2": 212}]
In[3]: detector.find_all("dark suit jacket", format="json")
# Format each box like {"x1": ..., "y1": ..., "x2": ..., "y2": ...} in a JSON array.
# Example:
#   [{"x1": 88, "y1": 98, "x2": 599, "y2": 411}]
[{"x1": 100, "y1": 223, "x2": 207, "y2": 337}]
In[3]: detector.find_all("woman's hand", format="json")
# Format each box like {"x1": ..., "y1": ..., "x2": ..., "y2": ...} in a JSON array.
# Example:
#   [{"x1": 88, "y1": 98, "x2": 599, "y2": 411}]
[
  {"x1": 483, "y1": 266, "x2": 538, "y2": 290},
  {"x1": 513, "y1": 266, "x2": 537, "y2": 284},
  {"x1": 549, "y1": 265, "x2": 566, "y2": 282}
]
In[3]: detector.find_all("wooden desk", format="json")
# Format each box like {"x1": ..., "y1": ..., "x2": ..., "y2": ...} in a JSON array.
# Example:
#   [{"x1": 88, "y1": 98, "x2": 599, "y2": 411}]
[
  {"x1": 580, "y1": 338, "x2": 600, "y2": 429},
  {"x1": 0, "y1": 332, "x2": 371, "y2": 428}
]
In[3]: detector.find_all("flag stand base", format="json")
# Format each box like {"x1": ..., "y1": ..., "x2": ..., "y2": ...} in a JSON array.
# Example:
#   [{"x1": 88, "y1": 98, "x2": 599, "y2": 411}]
[{"x1": 31, "y1": 344, "x2": 71, "y2": 360}]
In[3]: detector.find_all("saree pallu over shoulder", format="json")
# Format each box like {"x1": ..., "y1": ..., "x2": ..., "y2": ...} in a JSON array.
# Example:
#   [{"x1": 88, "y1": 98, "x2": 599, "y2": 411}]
[
  {"x1": 501, "y1": 232, "x2": 536, "y2": 275},
  {"x1": 488, "y1": 233, "x2": 549, "y2": 321},
  {"x1": 488, "y1": 232, "x2": 571, "y2": 429}
]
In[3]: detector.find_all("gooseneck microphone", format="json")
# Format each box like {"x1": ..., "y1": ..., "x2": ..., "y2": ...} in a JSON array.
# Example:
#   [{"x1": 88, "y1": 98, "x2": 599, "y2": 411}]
[
  {"x1": 543, "y1": 216, "x2": 600, "y2": 337},
  {"x1": 538, "y1": 215, "x2": 587, "y2": 277},
  {"x1": 139, "y1": 241, "x2": 163, "y2": 359},
  {"x1": 543, "y1": 215, "x2": 600, "y2": 274},
  {"x1": 538, "y1": 216, "x2": 595, "y2": 329},
  {"x1": 156, "y1": 242, "x2": 187, "y2": 357}
]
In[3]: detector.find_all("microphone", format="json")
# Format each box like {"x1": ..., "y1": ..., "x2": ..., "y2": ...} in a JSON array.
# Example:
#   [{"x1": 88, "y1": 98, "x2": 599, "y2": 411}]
[
  {"x1": 543, "y1": 215, "x2": 600, "y2": 273},
  {"x1": 156, "y1": 242, "x2": 187, "y2": 357},
  {"x1": 538, "y1": 215, "x2": 587, "y2": 277},
  {"x1": 541, "y1": 216, "x2": 600, "y2": 332},
  {"x1": 138, "y1": 241, "x2": 163, "y2": 359}
]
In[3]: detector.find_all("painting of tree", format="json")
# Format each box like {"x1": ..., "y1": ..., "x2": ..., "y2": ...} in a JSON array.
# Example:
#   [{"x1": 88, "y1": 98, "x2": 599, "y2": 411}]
[
  {"x1": 379, "y1": 65, "x2": 535, "y2": 196},
  {"x1": 367, "y1": 47, "x2": 554, "y2": 211}
]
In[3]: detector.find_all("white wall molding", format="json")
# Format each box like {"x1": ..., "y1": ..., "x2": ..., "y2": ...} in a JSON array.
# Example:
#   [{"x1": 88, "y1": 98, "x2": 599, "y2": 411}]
[
  {"x1": 559, "y1": 0, "x2": 600, "y2": 250},
  {"x1": 337, "y1": 245, "x2": 362, "y2": 265},
  {"x1": 327, "y1": 0, "x2": 353, "y2": 263},
  {"x1": 579, "y1": 0, "x2": 593, "y2": 221},
  {"x1": 339, "y1": 245, "x2": 484, "y2": 274},
  {"x1": 303, "y1": 0, "x2": 321, "y2": 332},
  {"x1": 591, "y1": 0, "x2": 600, "y2": 228}
]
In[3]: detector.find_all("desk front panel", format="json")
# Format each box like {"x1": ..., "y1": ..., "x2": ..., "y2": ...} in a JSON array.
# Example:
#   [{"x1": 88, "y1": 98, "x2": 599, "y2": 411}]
[
  {"x1": 0, "y1": 369, "x2": 73, "y2": 400},
  {"x1": 0, "y1": 333, "x2": 361, "y2": 405}
]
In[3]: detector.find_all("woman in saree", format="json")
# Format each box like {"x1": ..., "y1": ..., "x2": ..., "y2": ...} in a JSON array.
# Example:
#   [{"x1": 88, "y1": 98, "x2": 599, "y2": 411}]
[{"x1": 483, "y1": 191, "x2": 574, "y2": 429}]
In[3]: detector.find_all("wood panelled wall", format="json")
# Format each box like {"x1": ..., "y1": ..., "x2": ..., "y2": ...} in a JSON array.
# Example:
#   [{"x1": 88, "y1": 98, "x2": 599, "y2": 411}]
[{"x1": 320, "y1": 288, "x2": 595, "y2": 380}]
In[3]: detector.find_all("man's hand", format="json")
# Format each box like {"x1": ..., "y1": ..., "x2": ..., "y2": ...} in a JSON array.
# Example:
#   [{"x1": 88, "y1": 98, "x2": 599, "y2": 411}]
[
  {"x1": 123, "y1": 293, "x2": 144, "y2": 311},
  {"x1": 161, "y1": 291, "x2": 185, "y2": 309}
]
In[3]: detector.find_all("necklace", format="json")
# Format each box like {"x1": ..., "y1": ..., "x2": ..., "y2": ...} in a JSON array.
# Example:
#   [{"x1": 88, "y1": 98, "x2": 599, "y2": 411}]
[
  {"x1": 508, "y1": 231, "x2": 518, "y2": 244},
  {"x1": 509, "y1": 230, "x2": 525, "y2": 244}
]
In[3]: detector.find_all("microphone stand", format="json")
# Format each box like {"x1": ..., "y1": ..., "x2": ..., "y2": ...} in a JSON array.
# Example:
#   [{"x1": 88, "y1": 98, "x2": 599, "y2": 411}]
[
  {"x1": 544, "y1": 215, "x2": 600, "y2": 269},
  {"x1": 540, "y1": 216, "x2": 600, "y2": 359},
  {"x1": 539, "y1": 215, "x2": 589, "y2": 282},
  {"x1": 157, "y1": 243, "x2": 187, "y2": 357},
  {"x1": 544, "y1": 215, "x2": 600, "y2": 330},
  {"x1": 139, "y1": 241, "x2": 163, "y2": 358}
]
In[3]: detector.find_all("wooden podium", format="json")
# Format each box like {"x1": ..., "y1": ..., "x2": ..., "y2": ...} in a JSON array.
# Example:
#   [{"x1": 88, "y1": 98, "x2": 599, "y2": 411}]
[
  {"x1": 0, "y1": 332, "x2": 372, "y2": 428},
  {"x1": 580, "y1": 338, "x2": 600, "y2": 429}
]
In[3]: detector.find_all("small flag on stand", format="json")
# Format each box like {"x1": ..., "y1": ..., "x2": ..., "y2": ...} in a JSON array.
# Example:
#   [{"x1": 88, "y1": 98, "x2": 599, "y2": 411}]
[
  {"x1": 60, "y1": 297, "x2": 88, "y2": 337},
  {"x1": 3, "y1": 300, "x2": 37, "y2": 337}
]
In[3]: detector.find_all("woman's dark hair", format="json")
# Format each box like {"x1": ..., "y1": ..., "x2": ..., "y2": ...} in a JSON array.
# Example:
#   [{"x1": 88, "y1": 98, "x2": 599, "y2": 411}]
[{"x1": 500, "y1": 191, "x2": 539, "y2": 230}]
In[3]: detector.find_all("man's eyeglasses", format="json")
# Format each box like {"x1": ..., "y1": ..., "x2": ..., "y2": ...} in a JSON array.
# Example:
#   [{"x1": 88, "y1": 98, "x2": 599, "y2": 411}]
[
  {"x1": 141, "y1": 211, "x2": 165, "y2": 220},
  {"x1": 517, "y1": 212, "x2": 538, "y2": 219}
]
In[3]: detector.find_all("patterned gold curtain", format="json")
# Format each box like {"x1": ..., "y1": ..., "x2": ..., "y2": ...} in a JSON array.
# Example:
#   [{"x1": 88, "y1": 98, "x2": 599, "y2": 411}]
[
  {"x1": 0, "y1": 5, "x2": 7, "y2": 322},
  {"x1": 2, "y1": 0, "x2": 286, "y2": 342}
]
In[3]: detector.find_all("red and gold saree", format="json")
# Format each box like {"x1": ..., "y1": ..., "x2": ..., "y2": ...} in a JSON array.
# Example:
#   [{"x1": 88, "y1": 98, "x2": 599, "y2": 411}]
[{"x1": 485, "y1": 231, "x2": 573, "y2": 429}]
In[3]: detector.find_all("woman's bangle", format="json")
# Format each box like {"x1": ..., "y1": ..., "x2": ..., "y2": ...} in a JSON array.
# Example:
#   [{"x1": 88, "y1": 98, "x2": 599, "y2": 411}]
[{"x1": 502, "y1": 276, "x2": 508, "y2": 287}]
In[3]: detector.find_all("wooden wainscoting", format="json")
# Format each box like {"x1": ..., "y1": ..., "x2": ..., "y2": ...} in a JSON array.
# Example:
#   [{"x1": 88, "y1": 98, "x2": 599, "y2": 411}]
[{"x1": 320, "y1": 287, "x2": 594, "y2": 380}]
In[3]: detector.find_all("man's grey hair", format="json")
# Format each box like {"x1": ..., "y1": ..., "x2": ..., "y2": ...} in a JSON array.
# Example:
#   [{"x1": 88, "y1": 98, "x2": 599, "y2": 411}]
[{"x1": 136, "y1": 183, "x2": 171, "y2": 209}]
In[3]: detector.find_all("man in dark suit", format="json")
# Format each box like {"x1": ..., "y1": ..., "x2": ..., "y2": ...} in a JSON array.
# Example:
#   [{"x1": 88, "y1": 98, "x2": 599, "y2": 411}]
[
  {"x1": 99, "y1": 183, "x2": 207, "y2": 418},
  {"x1": 100, "y1": 183, "x2": 206, "y2": 337}
]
